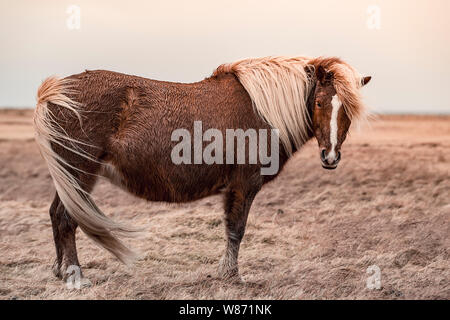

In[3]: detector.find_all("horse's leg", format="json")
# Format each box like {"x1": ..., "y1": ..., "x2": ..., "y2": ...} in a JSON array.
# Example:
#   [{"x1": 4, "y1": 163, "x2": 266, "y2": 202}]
[
  {"x1": 49, "y1": 192, "x2": 80, "y2": 279},
  {"x1": 218, "y1": 173, "x2": 262, "y2": 280},
  {"x1": 49, "y1": 169, "x2": 98, "y2": 286}
]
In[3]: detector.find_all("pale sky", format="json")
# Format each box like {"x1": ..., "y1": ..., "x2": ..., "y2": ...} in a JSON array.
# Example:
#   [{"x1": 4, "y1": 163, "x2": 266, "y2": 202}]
[{"x1": 0, "y1": 0, "x2": 449, "y2": 114}]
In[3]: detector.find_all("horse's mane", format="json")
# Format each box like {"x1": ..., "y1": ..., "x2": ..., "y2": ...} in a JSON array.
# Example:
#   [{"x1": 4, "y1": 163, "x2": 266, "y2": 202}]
[{"x1": 212, "y1": 56, "x2": 366, "y2": 155}]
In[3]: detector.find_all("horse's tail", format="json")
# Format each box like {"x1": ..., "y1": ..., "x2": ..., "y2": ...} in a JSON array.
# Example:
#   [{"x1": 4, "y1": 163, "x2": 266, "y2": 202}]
[{"x1": 33, "y1": 76, "x2": 139, "y2": 265}]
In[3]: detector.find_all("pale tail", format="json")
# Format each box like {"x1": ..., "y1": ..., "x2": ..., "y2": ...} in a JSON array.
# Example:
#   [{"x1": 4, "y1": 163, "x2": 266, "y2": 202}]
[{"x1": 34, "y1": 76, "x2": 138, "y2": 264}]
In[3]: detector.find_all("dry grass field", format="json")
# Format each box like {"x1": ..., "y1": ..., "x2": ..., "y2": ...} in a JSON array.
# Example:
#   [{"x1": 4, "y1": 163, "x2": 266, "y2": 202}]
[{"x1": 0, "y1": 109, "x2": 448, "y2": 299}]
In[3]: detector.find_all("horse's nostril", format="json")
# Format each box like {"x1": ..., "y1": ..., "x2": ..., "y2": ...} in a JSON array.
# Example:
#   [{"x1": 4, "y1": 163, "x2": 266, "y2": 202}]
[
  {"x1": 321, "y1": 149, "x2": 326, "y2": 161},
  {"x1": 336, "y1": 151, "x2": 341, "y2": 162}
]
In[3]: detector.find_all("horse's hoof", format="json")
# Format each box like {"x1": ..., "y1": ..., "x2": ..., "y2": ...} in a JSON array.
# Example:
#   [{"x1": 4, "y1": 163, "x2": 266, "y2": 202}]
[
  {"x1": 218, "y1": 268, "x2": 242, "y2": 283},
  {"x1": 230, "y1": 275, "x2": 244, "y2": 284},
  {"x1": 224, "y1": 274, "x2": 243, "y2": 284},
  {"x1": 52, "y1": 260, "x2": 63, "y2": 279}
]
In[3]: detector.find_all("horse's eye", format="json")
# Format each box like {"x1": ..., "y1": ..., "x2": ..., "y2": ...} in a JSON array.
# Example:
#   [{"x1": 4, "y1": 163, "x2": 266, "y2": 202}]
[{"x1": 316, "y1": 102, "x2": 322, "y2": 108}]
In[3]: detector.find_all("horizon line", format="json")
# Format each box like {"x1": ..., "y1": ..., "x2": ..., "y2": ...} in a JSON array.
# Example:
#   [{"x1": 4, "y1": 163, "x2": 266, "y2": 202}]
[{"x1": 1, "y1": 106, "x2": 449, "y2": 116}]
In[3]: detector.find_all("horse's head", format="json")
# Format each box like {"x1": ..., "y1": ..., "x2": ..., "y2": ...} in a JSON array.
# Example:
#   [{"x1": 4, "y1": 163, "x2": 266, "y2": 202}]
[{"x1": 311, "y1": 65, "x2": 371, "y2": 170}]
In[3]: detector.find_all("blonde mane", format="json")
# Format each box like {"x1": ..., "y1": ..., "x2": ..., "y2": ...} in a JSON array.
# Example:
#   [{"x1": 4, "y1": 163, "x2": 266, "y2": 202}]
[{"x1": 213, "y1": 56, "x2": 366, "y2": 155}]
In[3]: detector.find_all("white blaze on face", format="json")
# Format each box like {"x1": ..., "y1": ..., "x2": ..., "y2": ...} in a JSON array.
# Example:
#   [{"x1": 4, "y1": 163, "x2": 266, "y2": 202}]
[{"x1": 327, "y1": 94, "x2": 342, "y2": 161}]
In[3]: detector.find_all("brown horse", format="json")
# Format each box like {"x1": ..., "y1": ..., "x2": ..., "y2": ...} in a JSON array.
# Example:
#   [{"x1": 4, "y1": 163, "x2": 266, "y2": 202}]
[{"x1": 34, "y1": 56, "x2": 371, "y2": 283}]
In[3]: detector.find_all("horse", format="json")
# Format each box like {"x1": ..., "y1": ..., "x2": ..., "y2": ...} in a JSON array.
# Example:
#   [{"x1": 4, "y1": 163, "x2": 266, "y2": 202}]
[{"x1": 33, "y1": 56, "x2": 371, "y2": 283}]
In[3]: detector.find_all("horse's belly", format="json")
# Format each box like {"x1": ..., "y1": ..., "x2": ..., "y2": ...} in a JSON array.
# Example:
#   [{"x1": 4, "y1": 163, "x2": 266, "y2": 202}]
[{"x1": 101, "y1": 161, "x2": 227, "y2": 203}]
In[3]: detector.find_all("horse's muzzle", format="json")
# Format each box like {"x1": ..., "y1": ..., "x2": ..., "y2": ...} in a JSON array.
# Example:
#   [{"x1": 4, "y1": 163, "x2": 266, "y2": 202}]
[{"x1": 320, "y1": 149, "x2": 341, "y2": 170}]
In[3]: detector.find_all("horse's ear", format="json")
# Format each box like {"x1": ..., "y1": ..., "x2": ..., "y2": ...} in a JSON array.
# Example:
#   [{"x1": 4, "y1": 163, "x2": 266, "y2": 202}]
[
  {"x1": 361, "y1": 76, "x2": 372, "y2": 87},
  {"x1": 316, "y1": 66, "x2": 333, "y2": 84},
  {"x1": 316, "y1": 66, "x2": 326, "y2": 83}
]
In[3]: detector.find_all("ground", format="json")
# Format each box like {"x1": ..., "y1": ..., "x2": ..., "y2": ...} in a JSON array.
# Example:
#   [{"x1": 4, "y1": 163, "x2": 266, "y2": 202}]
[{"x1": 0, "y1": 109, "x2": 448, "y2": 299}]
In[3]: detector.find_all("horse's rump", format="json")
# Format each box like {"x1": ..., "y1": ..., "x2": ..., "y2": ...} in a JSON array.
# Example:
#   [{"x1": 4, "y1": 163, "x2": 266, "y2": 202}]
[{"x1": 34, "y1": 75, "x2": 140, "y2": 264}]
